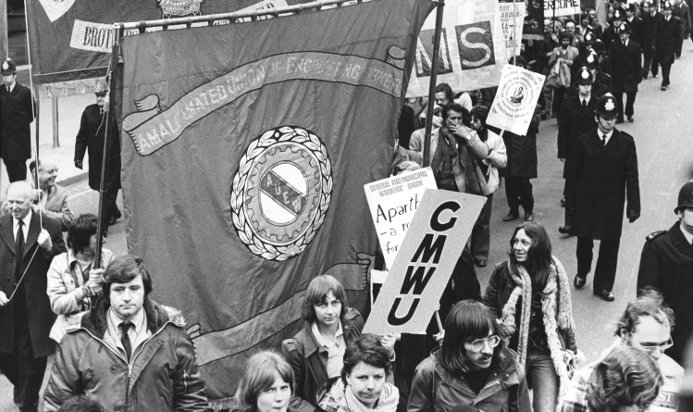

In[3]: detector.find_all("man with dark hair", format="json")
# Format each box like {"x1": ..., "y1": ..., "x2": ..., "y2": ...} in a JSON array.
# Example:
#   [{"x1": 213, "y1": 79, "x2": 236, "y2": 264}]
[
  {"x1": 0, "y1": 58, "x2": 36, "y2": 182},
  {"x1": 0, "y1": 181, "x2": 65, "y2": 412},
  {"x1": 74, "y1": 82, "x2": 122, "y2": 233},
  {"x1": 28, "y1": 159, "x2": 74, "y2": 231},
  {"x1": 637, "y1": 180, "x2": 693, "y2": 363},
  {"x1": 44, "y1": 254, "x2": 208, "y2": 411},
  {"x1": 57, "y1": 396, "x2": 104, "y2": 412},
  {"x1": 434, "y1": 82, "x2": 454, "y2": 108},
  {"x1": 565, "y1": 93, "x2": 640, "y2": 302}
]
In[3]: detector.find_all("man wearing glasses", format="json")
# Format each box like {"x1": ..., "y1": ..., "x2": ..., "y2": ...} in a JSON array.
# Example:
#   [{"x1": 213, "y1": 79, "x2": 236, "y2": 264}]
[
  {"x1": 27, "y1": 160, "x2": 74, "y2": 232},
  {"x1": 637, "y1": 180, "x2": 693, "y2": 364}
]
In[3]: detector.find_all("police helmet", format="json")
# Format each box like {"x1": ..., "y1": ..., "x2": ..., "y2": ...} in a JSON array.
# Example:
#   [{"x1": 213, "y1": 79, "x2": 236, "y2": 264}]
[
  {"x1": 675, "y1": 181, "x2": 693, "y2": 213},
  {"x1": 1, "y1": 59, "x2": 17, "y2": 75},
  {"x1": 594, "y1": 93, "x2": 618, "y2": 119}
]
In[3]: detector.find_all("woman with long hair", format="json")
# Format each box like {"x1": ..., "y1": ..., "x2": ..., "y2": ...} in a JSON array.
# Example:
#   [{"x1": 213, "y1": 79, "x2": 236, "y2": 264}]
[
  {"x1": 235, "y1": 351, "x2": 295, "y2": 412},
  {"x1": 408, "y1": 300, "x2": 531, "y2": 412},
  {"x1": 318, "y1": 335, "x2": 399, "y2": 412},
  {"x1": 483, "y1": 222, "x2": 578, "y2": 412}
]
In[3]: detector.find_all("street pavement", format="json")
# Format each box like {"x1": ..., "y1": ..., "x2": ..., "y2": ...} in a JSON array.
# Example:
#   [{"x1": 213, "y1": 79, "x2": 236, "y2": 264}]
[{"x1": 2, "y1": 42, "x2": 693, "y2": 410}]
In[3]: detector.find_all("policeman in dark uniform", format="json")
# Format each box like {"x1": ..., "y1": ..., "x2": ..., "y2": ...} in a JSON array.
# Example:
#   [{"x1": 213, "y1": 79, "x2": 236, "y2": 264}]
[
  {"x1": 609, "y1": 21, "x2": 642, "y2": 123},
  {"x1": 637, "y1": 180, "x2": 693, "y2": 364}
]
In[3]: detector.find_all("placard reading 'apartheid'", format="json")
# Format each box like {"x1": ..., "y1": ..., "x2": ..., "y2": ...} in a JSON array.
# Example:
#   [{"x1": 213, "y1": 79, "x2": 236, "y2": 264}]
[
  {"x1": 363, "y1": 189, "x2": 486, "y2": 335},
  {"x1": 364, "y1": 168, "x2": 437, "y2": 270},
  {"x1": 487, "y1": 63, "x2": 545, "y2": 136}
]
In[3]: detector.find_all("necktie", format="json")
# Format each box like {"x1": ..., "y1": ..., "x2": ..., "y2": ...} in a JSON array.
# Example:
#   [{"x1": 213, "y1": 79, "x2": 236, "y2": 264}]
[
  {"x1": 5, "y1": 86, "x2": 9, "y2": 93},
  {"x1": 582, "y1": 99, "x2": 587, "y2": 108},
  {"x1": 14, "y1": 221, "x2": 25, "y2": 281},
  {"x1": 119, "y1": 322, "x2": 133, "y2": 360},
  {"x1": 601, "y1": 134, "x2": 607, "y2": 147}
]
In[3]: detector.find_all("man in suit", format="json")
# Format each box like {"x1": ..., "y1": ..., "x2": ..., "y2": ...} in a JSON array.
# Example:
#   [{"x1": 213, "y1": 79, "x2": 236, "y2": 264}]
[
  {"x1": 608, "y1": 21, "x2": 642, "y2": 123},
  {"x1": 0, "y1": 181, "x2": 66, "y2": 411},
  {"x1": 28, "y1": 160, "x2": 74, "y2": 232},
  {"x1": 641, "y1": 1, "x2": 663, "y2": 78},
  {"x1": 0, "y1": 58, "x2": 36, "y2": 182},
  {"x1": 657, "y1": 2, "x2": 683, "y2": 91},
  {"x1": 74, "y1": 84, "x2": 122, "y2": 232},
  {"x1": 565, "y1": 93, "x2": 640, "y2": 302},
  {"x1": 558, "y1": 66, "x2": 598, "y2": 236}
]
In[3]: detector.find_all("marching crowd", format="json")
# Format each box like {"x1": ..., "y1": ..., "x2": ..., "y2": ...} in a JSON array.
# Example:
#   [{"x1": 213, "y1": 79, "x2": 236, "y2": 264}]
[{"x1": 1, "y1": 0, "x2": 693, "y2": 411}]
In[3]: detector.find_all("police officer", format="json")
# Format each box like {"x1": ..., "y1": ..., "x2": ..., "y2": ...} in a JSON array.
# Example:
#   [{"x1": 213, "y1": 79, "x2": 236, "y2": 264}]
[
  {"x1": 657, "y1": 1, "x2": 683, "y2": 91},
  {"x1": 565, "y1": 93, "x2": 640, "y2": 302},
  {"x1": 609, "y1": 21, "x2": 642, "y2": 123},
  {"x1": 637, "y1": 180, "x2": 693, "y2": 364}
]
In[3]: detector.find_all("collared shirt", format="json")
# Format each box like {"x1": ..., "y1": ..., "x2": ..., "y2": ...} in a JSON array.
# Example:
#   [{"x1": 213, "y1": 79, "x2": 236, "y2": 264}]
[
  {"x1": 599, "y1": 130, "x2": 613, "y2": 146},
  {"x1": 13, "y1": 210, "x2": 32, "y2": 242},
  {"x1": 105, "y1": 306, "x2": 151, "y2": 361},
  {"x1": 679, "y1": 224, "x2": 693, "y2": 245},
  {"x1": 580, "y1": 96, "x2": 591, "y2": 106},
  {"x1": 6, "y1": 83, "x2": 14, "y2": 94},
  {"x1": 311, "y1": 321, "x2": 346, "y2": 378},
  {"x1": 623, "y1": 39, "x2": 629, "y2": 47}
]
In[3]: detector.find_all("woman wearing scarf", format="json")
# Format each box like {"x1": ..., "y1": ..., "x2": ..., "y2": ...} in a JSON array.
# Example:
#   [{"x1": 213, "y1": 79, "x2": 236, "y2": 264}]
[
  {"x1": 483, "y1": 222, "x2": 578, "y2": 412},
  {"x1": 319, "y1": 335, "x2": 399, "y2": 412}
]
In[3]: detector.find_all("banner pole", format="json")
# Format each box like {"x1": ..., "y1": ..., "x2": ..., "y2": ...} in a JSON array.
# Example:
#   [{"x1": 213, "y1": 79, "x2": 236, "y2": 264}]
[
  {"x1": 422, "y1": 0, "x2": 445, "y2": 168},
  {"x1": 94, "y1": 25, "x2": 122, "y2": 269}
]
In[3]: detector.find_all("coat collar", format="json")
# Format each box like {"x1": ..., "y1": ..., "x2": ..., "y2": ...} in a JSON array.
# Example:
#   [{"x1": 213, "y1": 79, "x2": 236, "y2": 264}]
[
  {"x1": 670, "y1": 221, "x2": 693, "y2": 255},
  {"x1": 79, "y1": 296, "x2": 175, "y2": 339}
]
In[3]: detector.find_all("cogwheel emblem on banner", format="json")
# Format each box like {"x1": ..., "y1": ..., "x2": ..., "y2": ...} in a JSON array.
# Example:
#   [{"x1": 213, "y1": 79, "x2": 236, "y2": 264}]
[{"x1": 231, "y1": 126, "x2": 333, "y2": 261}]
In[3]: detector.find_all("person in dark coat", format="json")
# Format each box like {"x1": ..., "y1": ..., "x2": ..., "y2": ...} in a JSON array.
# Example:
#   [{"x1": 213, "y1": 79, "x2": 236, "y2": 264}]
[
  {"x1": 0, "y1": 182, "x2": 66, "y2": 412},
  {"x1": 558, "y1": 67, "x2": 598, "y2": 235},
  {"x1": 656, "y1": 2, "x2": 683, "y2": 91},
  {"x1": 501, "y1": 112, "x2": 539, "y2": 223},
  {"x1": 601, "y1": 9, "x2": 625, "y2": 50},
  {"x1": 672, "y1": 0, "x2": 691, "y2": 57},
  {"x1": 641, "y1": 1, "x2": 663, "y2": 78},
  {"x1": 74, "y1": 86, "x2": 122, "y2": 231},
  {"x1": 637, "y1": 181, "x2": 693, "y2": 364},
  {"x1": 565, "y1": 93, "x2": 640, "y2": 302},
  {"x1": 0, "y1": 58, "x2": 36, "y2": 182},
  {"x1": 608, "y1": 21, "x2": 642, "y2": 123},
  {"x1": 626, "y1": 3, "x2": 645, "y2": 46}
]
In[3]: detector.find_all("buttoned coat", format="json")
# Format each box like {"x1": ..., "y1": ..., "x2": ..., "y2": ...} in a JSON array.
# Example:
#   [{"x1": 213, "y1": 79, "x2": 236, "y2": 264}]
[
  {"x1": 565, "y1": 129, "x2": 640, "y2": 240},
  {"x1": 637, "y1": 221, "x2": 693, "y2": 363},
  {"x1": 0, "y1": 212, "x2": 66, "y2": 357},
  {"x1": 609, "y1": 39, "x2": 642, "y2": 92},
  {"x1": 0, "y1": 83, "x2": 35, "y2": 161},
  {"x1": 558, "y1": 95, "x2": 598, "y2": 162},
  {"x1": 74, "y1": 104, "x2": 121, "y2": 191},
  {"x1": 656, "y1": 16, "x2": 683, "y2": 65}
]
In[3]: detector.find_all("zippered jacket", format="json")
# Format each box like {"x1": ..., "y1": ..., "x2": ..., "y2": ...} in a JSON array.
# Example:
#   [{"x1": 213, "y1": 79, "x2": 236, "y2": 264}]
[{"x1": 43, "y1": 296, "x2": 208, "y2": 411}]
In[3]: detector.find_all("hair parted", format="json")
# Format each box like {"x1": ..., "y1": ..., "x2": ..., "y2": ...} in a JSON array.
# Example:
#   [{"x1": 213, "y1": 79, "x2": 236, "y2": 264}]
[
  {"x1": 235, "y1": 351, "x2": 294, "y2": 411},
  {"x1": 301, "y1": 275, "x2": 348, "y2": 323},
  {"x1": 67, "y1": 213, "x2": 99, "y2": 254},
  {"x1": 341, "y1": 334, "x2": 392, "y2": 385},
  {"x1": 587, "y1": 345, "x2": 663, "y2": 412},
  {"x1": 102, "y1": 254, "x2": 153, "y2": 300},
  {"x1": 615, "y1": 287, "x2": 675, "y2": 337},
  {"x1": 509, "y1": 222, "x2": 553, "y2": 290},
  {"x1": 440, "y1": 300, "x2": 503, "y2": 373}
]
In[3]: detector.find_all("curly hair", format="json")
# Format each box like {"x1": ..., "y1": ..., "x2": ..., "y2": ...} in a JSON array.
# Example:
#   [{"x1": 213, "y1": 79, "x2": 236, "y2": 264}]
[
  {"x1": 615, "y1": 287, "x2": 675, "y2": 337},
  {"x1": 587, "y1": 346, "x2": 663, "y2": 412}
]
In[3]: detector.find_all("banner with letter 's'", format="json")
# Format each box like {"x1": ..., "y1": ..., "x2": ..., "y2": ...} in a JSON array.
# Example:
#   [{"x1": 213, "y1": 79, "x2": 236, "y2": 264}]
[
  {"x1": 117, "y1": 0, "x2": 432, "y2": 405},
  {"x1": 406, "y1": 0, "x2": 507, "y2": 97}
]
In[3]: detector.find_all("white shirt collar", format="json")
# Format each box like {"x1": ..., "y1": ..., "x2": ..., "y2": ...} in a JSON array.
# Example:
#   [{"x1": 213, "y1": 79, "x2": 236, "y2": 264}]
[
  {"x1": 680, "y1": 223, "x2": 693, "y2": 245},
  {"x1": 108, "y1": 304, "x2": 146, "y2": 335},
  {"x1": 599, "y1": 130, "x2": 614, "y2": 145},
  {"x1": 13, "y1": 210, "x2": 32, "y2": 234},
  {"x1": 311, "y1": 320, "x2": 344, "y2": 348}
]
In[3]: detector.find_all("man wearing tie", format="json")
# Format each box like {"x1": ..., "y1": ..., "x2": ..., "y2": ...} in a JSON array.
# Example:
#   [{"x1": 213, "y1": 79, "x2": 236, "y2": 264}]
[
  {"x1": 558, "y1": 66, "x2": 598, "y2": 236},
  {"x1": 656, "y1": 2, "x2": 683, "y2": 91},
  {"x1": 608, "y1": 21, "x2": 642, "y2": 123},
  {"x1": 44, "y1": 254, "x2": 208, "y2": 411},
  {"x1": 0, "y1": 181, "x2": 66, "y2": 412},
  {"x1": 0, "y1": 58, "x2": 36, "y2": 182},
  {"x1": 565, "y1": 93, "x2": 640, "y2": 302},
  {"x1": 74, "y1": 82, "x2": 122, "y2": 234}
]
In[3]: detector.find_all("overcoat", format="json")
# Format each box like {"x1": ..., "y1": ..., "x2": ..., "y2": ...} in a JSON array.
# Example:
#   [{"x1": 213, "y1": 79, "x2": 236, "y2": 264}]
[
  {"x1": 637, "y1": 221, "x2": 693, "y2": 364},
  {"x1": 557, "y1": 95, "x2": 598, "y2": 162},
  {"x1": 608, "y1": 39, "x2": 642, "y2": 92},
  {"x1": 642, "y1": 12, "x2": 664, "y2": 52},
  {"x1": 656, "y1": 16, "x2": 683, "y2": 65},
  {"x1": 0, "y1": 83, "x2": 35, "y2": 161},
  {"x1": 74, "y1": 104, "x2": 121, "y2": 191},
  {"x1": 500, "y1": 116, "x2": 539, "y2": 179},
  {"x1": 0, "y1": 212, "x2": 65, "y2": 357},
  {"x1": 565, "y1": 129, "x2": 640, "y2": 240}
]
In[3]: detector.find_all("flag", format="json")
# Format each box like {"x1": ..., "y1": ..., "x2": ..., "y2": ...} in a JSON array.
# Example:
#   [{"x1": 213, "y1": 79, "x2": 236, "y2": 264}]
[
  {"x1": 117, "y1": 0, "x2": 433, "y2": 405},
  {"x1": 24, "y1": 0, "x2": 290, "y2": 89},
  {"x1": 406, "y1": 0, "x2": 506, "y2": 97}
]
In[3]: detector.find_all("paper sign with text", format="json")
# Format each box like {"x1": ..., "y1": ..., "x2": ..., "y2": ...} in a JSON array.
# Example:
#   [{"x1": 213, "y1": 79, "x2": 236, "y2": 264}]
[
  {"x1": 544, "y1": 0, "x2": 581, "y2": 18},
  {"x1": 487, "y1": 64, "x2": 545, "y2": 136},
  {"x1": 363, "y1": 189, "x2": 486, "y2": 335},
  {"x1": 499, "y1": 2, "x2": 526, "y2": 57},
  {"x1": 364, "y1": 168, "x2": 437, "y2": 269}
]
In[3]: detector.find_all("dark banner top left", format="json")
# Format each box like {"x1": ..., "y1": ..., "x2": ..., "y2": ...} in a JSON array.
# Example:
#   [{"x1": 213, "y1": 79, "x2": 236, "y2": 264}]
[{"x1": 25, "y1": 0, "x2": 303, "y2": 86}]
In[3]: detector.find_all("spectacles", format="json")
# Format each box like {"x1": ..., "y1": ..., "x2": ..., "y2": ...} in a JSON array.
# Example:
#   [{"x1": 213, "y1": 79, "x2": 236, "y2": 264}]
[
  {"x1": 638, "y1": 337, "x2": 673, "y2": 352},
  {"x1": 467, "y1": 335, "x2": 501, "y2": 352}
]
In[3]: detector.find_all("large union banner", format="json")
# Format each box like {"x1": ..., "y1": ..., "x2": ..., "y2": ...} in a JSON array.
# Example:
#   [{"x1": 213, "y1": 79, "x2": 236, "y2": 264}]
[{"x1": 117, "y1": 0, "x2": 432, "y2": 405}]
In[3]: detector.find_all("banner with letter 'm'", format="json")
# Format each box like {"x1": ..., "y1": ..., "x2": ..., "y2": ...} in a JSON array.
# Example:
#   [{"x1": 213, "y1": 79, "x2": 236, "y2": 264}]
[
  {"x1": 406, "y1": 0, "x2": 507, "y2": 97},
  {"x1": 117, "y1": 0, "x2": 432, "y2": 405},
  {"x1": 363, "y1": 189, "x2": 486, "y2": 335}
]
